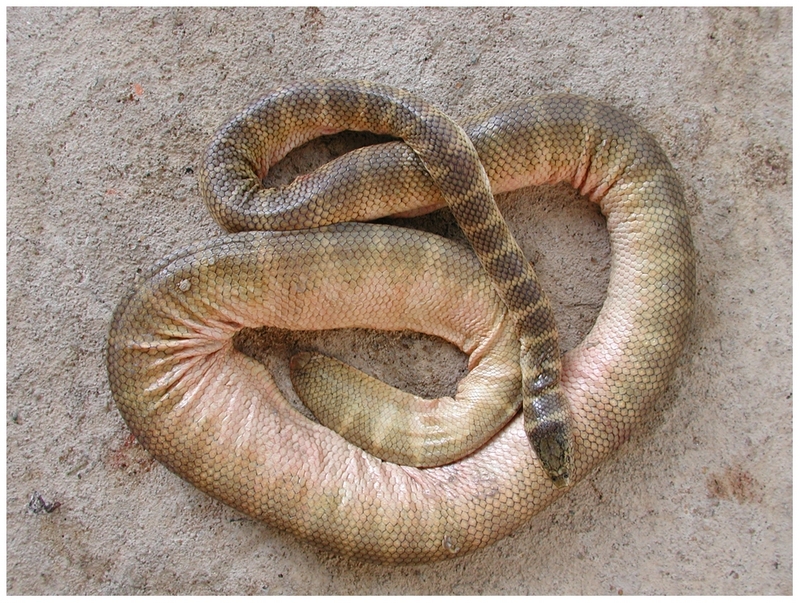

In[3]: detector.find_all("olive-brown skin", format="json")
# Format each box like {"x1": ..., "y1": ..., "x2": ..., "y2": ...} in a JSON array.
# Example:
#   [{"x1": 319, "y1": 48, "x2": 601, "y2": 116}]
[{"x1": 107, "y1": 81, "x2": 695, "y2": 563}]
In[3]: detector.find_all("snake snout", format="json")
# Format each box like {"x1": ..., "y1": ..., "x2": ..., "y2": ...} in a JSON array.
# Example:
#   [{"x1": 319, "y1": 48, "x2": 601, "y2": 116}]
[{"x1": 528, "y1": 421, "x2": 573, "y2": 489}]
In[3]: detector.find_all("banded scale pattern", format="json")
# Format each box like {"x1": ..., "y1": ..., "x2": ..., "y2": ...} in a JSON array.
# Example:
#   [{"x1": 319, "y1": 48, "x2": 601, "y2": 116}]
[{"x1": 198, "y1": 80, "x2": 573, "y2": 484}]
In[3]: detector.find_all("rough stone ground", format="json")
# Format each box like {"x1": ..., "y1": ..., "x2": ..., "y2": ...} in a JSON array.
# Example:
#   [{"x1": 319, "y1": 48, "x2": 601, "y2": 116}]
[{"x1": 6, "y1": 7, "x2": 792, "y2": 595}]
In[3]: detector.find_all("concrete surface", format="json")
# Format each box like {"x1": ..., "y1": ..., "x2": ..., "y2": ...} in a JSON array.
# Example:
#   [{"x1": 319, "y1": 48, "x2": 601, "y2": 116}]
[{"x1": 6, "y1": 6, "x2": 791, "y2": 595}]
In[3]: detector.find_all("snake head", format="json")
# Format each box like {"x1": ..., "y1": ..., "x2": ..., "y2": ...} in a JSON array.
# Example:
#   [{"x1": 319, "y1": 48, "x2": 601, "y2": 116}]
[{"x1": 528, "y1": 420, "x2": 573, "y2": 489}]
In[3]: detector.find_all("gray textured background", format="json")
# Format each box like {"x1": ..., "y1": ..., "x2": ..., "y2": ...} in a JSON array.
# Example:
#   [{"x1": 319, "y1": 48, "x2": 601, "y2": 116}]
[{"x1": 6, "y1": 7, "x2": 791, "y2": 595}]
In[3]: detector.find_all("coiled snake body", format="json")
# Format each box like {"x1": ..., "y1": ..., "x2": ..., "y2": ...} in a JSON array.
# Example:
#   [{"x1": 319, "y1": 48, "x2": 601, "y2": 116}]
[{"x1": 107, "y1": 80, "x2": 694, "y2": 563}]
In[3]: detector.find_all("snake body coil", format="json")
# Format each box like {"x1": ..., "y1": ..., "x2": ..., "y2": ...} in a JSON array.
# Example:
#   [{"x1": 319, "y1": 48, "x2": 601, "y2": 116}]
[{"x1": 107, "y1": 80, "x2": 694, "y2": 563}]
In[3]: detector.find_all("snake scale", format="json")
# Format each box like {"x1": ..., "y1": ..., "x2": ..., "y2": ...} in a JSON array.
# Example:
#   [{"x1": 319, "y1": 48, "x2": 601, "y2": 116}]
[{"x1": 107, "y1": 80, "x2": 695, "y2": 563}]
